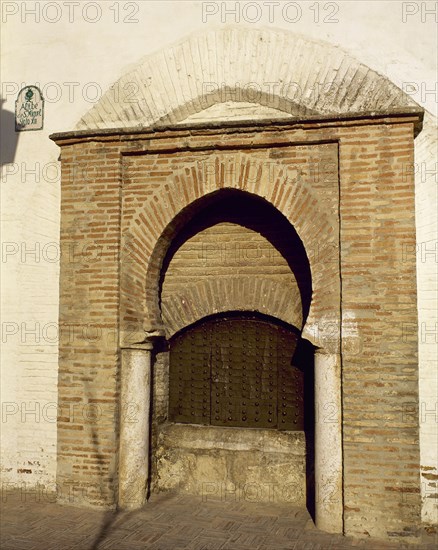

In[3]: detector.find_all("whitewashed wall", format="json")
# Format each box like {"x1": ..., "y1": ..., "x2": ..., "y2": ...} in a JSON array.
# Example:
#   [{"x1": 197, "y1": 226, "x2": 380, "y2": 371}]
[{"x1": 0, "y1": 0, "x2": 436, "y2": 522}]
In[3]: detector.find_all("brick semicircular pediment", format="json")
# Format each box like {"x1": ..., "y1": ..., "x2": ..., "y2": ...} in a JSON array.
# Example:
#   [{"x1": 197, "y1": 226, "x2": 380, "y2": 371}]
[{"x1": 75, "y1": 27, "x2": 420, "y2": 131}]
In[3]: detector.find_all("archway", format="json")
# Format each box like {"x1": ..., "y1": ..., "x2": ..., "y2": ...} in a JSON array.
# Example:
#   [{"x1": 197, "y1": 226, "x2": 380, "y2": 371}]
[
  {"x1": 113, "y1": 129, "x2": 343, "y2": 533},
  {"x1": 159, "y1": 189, "x2": 312, "y2": 335},
  {"x1": 148, "y1": 190, "x2": 315, "y2": 510}
]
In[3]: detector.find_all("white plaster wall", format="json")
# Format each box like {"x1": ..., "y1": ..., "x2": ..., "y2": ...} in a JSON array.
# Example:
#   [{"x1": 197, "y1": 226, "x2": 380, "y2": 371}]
[
  {"x1": 415, "y1": 113, "x2": 438, "y2": 524},
  {"x1": 1, "y1": 0, "x2": 436, "y2": 521}
]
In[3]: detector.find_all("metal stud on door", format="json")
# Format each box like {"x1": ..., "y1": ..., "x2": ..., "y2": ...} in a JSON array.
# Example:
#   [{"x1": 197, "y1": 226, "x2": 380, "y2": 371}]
[
  {"x1": 169, "y1": 327, "x2": 210, "y2": 425},
  {"x1": 169, "y1": 315, "x2": 303, "y2": 430}
]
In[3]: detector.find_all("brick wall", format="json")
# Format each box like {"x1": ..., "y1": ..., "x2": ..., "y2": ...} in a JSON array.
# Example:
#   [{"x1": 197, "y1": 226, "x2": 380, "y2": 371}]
[
  {"x1": 161, "y1": 221, "x2": 303, "y2": 336},
  {"x1": 339, "y1": 123, "x2": 421, "y2": 537},
  {"x1": 57, "y1": 142, "x2": 122, "y2": 506}
]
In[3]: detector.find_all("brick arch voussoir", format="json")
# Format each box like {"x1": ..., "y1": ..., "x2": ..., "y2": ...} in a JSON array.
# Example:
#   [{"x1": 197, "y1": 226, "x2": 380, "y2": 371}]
[
  {"x1": 162, "y1": 277, "x2": 303, "y2": 338},
  {"x1": 131, "y1": 155, "x2": 336, "y2": 335}
]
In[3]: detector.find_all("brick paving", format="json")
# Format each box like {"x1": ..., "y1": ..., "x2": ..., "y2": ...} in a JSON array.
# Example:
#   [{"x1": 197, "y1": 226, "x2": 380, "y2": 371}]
[{"x1": 0, "y1": 490, "x2": 436, "y2": 550}]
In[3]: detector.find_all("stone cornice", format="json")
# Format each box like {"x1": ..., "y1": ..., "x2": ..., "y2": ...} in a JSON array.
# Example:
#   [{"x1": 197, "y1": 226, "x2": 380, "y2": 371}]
[{"x1": 50, "y1": 108, "x2": 424, "y2": 146}]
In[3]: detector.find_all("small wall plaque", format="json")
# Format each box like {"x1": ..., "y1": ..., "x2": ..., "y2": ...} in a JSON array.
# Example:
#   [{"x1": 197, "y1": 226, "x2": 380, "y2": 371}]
[{"x1": 15, "y1": 86, "x2": 44, "y2": 131}]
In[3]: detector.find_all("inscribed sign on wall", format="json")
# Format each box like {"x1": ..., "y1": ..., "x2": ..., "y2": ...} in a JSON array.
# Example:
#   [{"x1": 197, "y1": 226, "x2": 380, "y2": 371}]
[{"x1": 15, "y1": 86, "x2": 44, "y2": 131}]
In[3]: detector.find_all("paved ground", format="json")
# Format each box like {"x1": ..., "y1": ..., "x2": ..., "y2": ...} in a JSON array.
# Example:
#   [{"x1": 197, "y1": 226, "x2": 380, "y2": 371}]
[{"x1": 0, "y1": 490, "x2": 436, "y2": 550}]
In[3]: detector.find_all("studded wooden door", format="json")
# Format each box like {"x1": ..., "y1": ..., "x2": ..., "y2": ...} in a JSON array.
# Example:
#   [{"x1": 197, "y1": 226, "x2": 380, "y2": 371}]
[{"x1": 169, "y1": 315, "x2": 304, "y2": 430}]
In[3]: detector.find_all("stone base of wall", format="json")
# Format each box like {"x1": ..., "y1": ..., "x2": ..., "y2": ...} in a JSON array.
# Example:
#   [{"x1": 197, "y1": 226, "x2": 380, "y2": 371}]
[{"x1": 153, "y1": 424, "x2": 306, "y2": 505}]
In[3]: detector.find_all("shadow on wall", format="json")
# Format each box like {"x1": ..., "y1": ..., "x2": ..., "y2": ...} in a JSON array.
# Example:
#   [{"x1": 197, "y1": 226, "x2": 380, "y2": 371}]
[
  {"x1": 293, "y1": 338, "x2": 316, "y2": 522},
  {"x1": 83, "y1": 376, "x2": 122, "y2": 549},
  {"x1": 0, "y1": 98, "x2": 20, "y2": 167}
]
